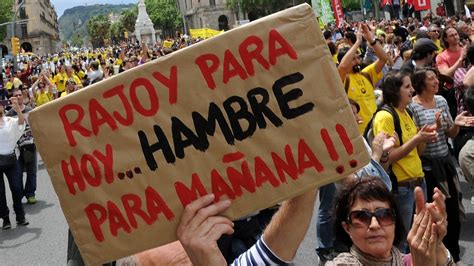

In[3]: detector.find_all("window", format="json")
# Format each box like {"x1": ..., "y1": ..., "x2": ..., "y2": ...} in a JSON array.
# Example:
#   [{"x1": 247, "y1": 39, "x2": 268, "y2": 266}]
[
  {"x1": 210, "y1": 0, "x2": 215, "y2": 6},
  {"x1": 21, "y1": 24, "x2": 27, "y2": 38}
]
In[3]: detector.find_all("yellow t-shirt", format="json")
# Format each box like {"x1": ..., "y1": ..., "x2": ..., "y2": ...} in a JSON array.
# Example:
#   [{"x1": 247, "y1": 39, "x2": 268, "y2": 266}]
[
  {"x1": 373, "y1": 108, "x2": 424, "y2": 182},
  {"x1": 6, "y1": 78, "x2": 23, "y2": 91},
  {"x1": 76, "y1": 70, "x2": 86, "y2": 79},
  {"x1": 35, "y1": 91, "x2": 53, "y2": 106},
  {"x1": 67, "y1": 74, "x2": 82, "y2": 86},
  {"x1": 60, "y1": 91, "x2": 69, "y2": 98},
  {"x1": 434, "y1": 39, "x2": 443, "y2": 54},
  {"x1": 345, "y1": 63, "x2": 383, "y2": 133},
  {"x1": 54, "y1": 72, "x2": 68, "y2": 93}
]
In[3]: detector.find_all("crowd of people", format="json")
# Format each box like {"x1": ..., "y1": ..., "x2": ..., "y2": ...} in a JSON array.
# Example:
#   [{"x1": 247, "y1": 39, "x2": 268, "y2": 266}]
[{"x1": 2, "y1": 8, "x2": 474, "y2": 266}]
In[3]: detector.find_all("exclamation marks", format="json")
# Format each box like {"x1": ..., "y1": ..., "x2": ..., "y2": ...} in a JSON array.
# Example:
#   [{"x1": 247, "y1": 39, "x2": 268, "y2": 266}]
[{"x1": 320, "y1": 124, "x2": 358, "y2": 174}]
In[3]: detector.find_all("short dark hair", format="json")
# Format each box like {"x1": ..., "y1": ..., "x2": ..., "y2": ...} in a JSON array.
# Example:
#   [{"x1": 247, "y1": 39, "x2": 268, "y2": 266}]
[
  {"x1": 465, "y1": 87, "x2": 474, "y2": 114},
  {"x1": 411, "y1": 67, "x2": 437, "y2": 95},
  {"x1": 334, "y1": 176, "x2": 405, "y2": 248},
  {"x1": 381, "y1": 71, "x2": 411, "y2": 107},
  {"x1": 466, "y1": 44, "x2": 474, "y2": 65},
  {"x1": 348, "y1": 98, "x2": 360, "y2": 113},
  {"x1": 345, "y1": 32, "x2": 357, "y2": 45},
  {"x1": 337, "y1": 47, "x2": 350, "y2": 64},
  {"x1": 324, "y1": 30, "x2": 332, "y2": 40}
]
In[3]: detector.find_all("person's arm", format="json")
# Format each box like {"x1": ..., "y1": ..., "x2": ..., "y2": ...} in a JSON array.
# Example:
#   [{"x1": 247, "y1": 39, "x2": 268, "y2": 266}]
[
  {"x1": 388, "y1": 125, "x2": 437, "y2": 164},
  {"x1": 361, "y1": 24, "x2": 388, "y2": 73},
  {"x1": 30, "y1": 76, "x2": 40, "y2": 95},
  {"x1": 447, "y1": 111, "x2": 474, "y2": 137},
  {"x1": 261, "y1": 188, "x2": 318, "y2": 261},
  {"x1": 438, "y1": 47, "x2": 466, "y2": 78},
  {"x1": 338, "y1": 28, "x2": 363, "y2": 81},
  {"x1": 10, "y1": 97, "x2": 25, "y2": 125},
  {"x1": 43, "y1": 74, "x2": 54, "y2": 95}
]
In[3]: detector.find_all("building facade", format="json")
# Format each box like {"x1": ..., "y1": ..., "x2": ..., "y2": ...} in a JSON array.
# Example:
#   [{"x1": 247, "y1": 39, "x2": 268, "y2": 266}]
[
  {"x1": 3, "y1": 0, "x2": 59, "y2": 56},
  {"x1": 177, "y1": 0, "x2": 243, "y2": 34}
]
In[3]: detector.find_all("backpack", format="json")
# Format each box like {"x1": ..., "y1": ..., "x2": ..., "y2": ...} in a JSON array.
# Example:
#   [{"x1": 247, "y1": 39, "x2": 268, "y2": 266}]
[
  {"x1": 344, "y1": 72, "x2": 373, "y2": 93},
  {"x1": 363, "y1": 104, "x2": 413, "y2": 194}
]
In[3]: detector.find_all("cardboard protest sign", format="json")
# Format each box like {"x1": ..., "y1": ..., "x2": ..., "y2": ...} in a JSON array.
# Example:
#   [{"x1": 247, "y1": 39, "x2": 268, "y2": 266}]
[{"x1": 29, "y1": 4, "x2": 369, "y2": 265}]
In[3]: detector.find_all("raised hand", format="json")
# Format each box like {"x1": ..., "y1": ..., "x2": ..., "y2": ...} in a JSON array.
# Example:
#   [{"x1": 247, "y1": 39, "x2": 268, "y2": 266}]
[
  {"x1": 454, "y1": 111, "x2": 474, "y2": 127},
  {"x1": 177, "y1": 194, "x2": 233, "y2": 266}
]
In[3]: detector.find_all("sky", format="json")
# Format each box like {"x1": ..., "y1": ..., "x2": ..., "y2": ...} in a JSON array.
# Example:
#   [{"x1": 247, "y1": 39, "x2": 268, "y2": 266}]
[{"x1": 51, "y1": 0, "x2": 138, "y2": 17}]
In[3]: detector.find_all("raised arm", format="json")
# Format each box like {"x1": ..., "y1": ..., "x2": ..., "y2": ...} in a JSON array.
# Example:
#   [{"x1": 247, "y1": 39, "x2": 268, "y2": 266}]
[
  {"x1": 361, "y1": 23, "x2": 388, "y2": 73},
  {"x1": 338, "y1": 27, "x2": 363, "y2": 81},
  {"x1": 10, "y1": 97, "x2": 24, "y2": 125},
  {"x1": 262, "y1": 188, "x2": 318, "y2": 261}
]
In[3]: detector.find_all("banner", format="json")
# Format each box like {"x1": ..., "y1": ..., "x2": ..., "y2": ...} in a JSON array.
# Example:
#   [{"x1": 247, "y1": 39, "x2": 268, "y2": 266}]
[
  {"x1": 29, "y1": 4, "x2": 369, "y2": 265},
  {"x1": 413, "y1": 0, "x2": 431, "y2": 11},
  {"x1": 331, "y1": 0, "x2": 345, "y2": 27},
  {"x1": 189, "y1": 28, "x2": 223, "y2": 39},
  {"x1": 319, "y1": 0, "x2": 336, "y2": 25},
  {"x1": 163, "y1": 40, "x2": 174, "y2": 48}
]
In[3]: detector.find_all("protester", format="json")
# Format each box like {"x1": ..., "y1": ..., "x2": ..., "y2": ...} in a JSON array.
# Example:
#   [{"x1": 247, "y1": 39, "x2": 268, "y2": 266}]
[
  {"x1": 372, "y1": 71, "x2": 437, "y2": 251},
  {"x1": 0, "y1": 96, "x2": 29, "y2": 229},
  {"x1": 349, "y1": 99, "x2": 395, "y2": 190},
  {"x1": 6, "y1": 89, "x2": 38, "y2": 205},
  {"x1": 400, "y1": 38, "x2": 438, "y2": 73},
  {"x1": 61, "y1": 79, "x2": 77, "y2": 98},
  {"x1": 32, "y1": 71, "x2": 54, "y2": 107},
  {"x1": 338, "y1": 24, "x2": 388, "y2": 133},
  {"x1": 327, "y1": 176, "x2": 452, "y2": 265},
  {"x1": 410, "y1": 67, "x2": 474, "y2": 261}
]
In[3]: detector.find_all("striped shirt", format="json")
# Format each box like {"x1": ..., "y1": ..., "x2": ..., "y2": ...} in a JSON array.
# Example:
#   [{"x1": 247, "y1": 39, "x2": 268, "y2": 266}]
[
  {"x1": 232, "y1": 238, "x2": 290, "y2": 265},
  {"x1": 409, "y1": 95, "x2": 454, "y2": 158}
]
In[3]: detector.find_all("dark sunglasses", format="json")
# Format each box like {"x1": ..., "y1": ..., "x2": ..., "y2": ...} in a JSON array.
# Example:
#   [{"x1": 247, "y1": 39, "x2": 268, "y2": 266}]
[
  {"x1": 431, "y1": 30, "x2": 440, "y2": 33},
  {"x1": 347, "y1": 208, "x2": 396, "y2": 228}
]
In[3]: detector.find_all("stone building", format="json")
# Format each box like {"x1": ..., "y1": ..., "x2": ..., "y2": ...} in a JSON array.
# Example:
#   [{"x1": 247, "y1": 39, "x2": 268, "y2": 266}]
[
  {"x1": 2, "y1": 0, "x2": 59, "y2": 56},
  {"x1": 176, "y1": 0, "x2": 243, "y2": 33}
]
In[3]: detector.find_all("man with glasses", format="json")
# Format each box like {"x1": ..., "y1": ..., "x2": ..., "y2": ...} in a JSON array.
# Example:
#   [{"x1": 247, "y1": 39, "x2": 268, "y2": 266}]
[
  {"x1": 6, "y1": 89, "x2": 37, "y2": 205},
  {"x1": 428, "y1": 25, "x2": 443, "y2": 54}
]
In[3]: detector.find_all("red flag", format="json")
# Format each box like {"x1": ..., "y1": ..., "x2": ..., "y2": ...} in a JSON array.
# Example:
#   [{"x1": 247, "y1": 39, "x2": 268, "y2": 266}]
[
  {"x1": 413, "y1": 0, "x2": 430, "y2": 11},
  {"x1": 331, "y1": 0, "x2": 345, "y2": 27}
]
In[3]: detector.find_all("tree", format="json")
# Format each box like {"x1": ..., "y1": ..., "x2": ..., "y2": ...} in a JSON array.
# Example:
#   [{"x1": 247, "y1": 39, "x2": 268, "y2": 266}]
[
  {"x1": 86, "y1": 14, "x2": 111, "y2": 48},
  {"x1": 71, "y1": 33, "x2": 84, "y2": 47},
  {"x1": 0, "y1": 0, "x2": 14, "y2": 41},
  {"x1": 226, "y1": 0, "x2": 309, "y2": 21},
  {"x1": 145, "y1": 0, "x2": 182, "y2": 37},
  {"x1": 109, "y1": 21, "x2": 125, "y2": 44},
  {"x1": 120, "y1": 6, "x2": 137, "y2": 33}
]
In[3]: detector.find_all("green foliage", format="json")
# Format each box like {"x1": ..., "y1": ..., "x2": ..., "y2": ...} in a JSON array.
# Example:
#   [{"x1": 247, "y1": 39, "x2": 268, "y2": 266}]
[
  {"x1": 58, "y1": 4, "x2": 134, "y2": 45},
  {"x1": 120, "y1": 7, "x2": 137, "y2": 33},
  {"x1": 109, "y1": 21, "x2": 125, "y2": 44},
  {"x1": 341, "y1": 0, "x2": 361, "y2": 11},
  {"x1": 0, "y1": 0, "x2": 14, "y2": 41},
  {"x1": 71, "y1": 33, "x2": 84, "y2": 47},
  {"x1": 226, "y1": 0, "x2": 310, "y2": 20},
  {"x1": 145, "y1": 0, "x2": 182, "y2": 36},
  {"x1": 87, "y1": 14, "x2": 111, "y2": 48}
]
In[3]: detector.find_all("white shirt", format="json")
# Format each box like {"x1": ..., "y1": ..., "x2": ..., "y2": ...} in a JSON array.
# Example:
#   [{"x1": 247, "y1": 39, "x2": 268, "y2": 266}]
[{"x1": 0, "y1": 116, "x2": 25, "y2": 155}]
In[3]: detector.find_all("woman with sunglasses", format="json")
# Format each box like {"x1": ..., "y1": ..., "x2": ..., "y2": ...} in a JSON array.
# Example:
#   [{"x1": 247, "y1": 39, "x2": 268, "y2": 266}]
[{"x1": 327, "y1": 176, "x2": 453, "y2": 265}]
